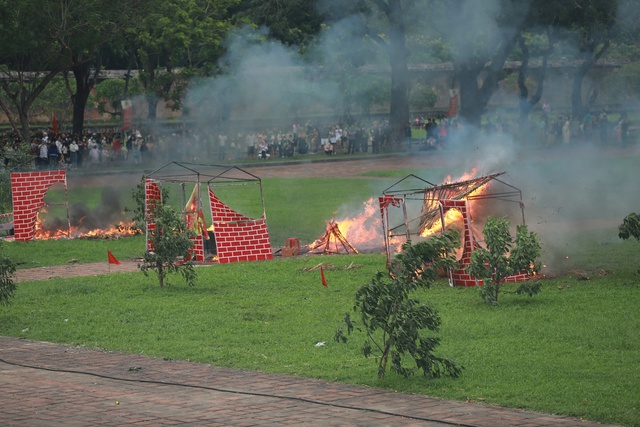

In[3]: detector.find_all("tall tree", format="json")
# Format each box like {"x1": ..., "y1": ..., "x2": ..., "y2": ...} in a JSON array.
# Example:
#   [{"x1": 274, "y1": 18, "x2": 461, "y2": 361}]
[
  {"x1": 130, "y1": 0, "x2": 236, "y2": 122},
  {"x1": 565, "y1": 0, "x2": 618, "y2": 119},
  {"x1": 51, "y1": 0, "x2": 141, "y2": 135},
  {"x1": 231, "y1": 0, "x2": 324, "y2": 51},
  {"x1": 320, "y1": 0, "x2": 415, "y2": 149},
  {"x1": 0, "y1": 0, "x2": 67, "y2": 141},
  {"x1": 431, "y1": 0, "x2": 528, "y2": 126},
  {"x1": 0, "y1": 0, "x2": 138, "y2": 138}
]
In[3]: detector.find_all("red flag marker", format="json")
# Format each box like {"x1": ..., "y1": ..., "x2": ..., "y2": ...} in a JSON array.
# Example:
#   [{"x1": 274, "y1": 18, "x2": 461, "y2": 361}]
[
  {"x1": 107, "y1": 250, "x2": 121, "y2": 265},
  {"x1": 320, "y1": 266, "x2": 328, "y2": 287},
  {"x1": 52, "y1": 112, "x2": 59, "y2": 136}
]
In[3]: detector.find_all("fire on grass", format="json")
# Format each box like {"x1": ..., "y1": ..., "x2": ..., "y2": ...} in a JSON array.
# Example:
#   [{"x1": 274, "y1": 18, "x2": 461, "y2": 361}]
[
  {"x1": 304, "y1": 168, "x2": 505, "y2": 255},
  {"x1": 34, "y1": 209, "x2": 140, "y2": 240}
]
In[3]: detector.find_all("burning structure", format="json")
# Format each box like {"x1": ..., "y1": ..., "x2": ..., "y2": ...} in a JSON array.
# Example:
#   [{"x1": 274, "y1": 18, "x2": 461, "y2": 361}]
[
  {"x1": 8, "y1": 170, "x2": 69, "y2": 241},
  {"x1": 379, "y1": 172, "x2": 529, "y2": 286},
  {"x1": 145, "y1": 162, "x2": 272, "y2": 264},
  {"x1": 307, "y1": 220, "x2": 359, "y2": 255}
]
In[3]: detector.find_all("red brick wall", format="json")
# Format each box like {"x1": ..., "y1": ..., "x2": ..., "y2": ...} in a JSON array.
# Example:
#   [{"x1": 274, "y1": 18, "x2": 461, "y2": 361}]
[
  {"x1": 145, "y1": 179, "x2": 162, "y2": 254},
  {"x1": 440, "y1": 199, "x2": 482, "y2": 287},
  {"x1": 143, "y1": 182, "x2": 271, "y2": 263},
  {"x1": 10, "y1": 170, "x2": 67, "y2": 242},
  {"x1": 208, "y1": 187, "x2": 273, "y2": 264},
  {"x1": 440, "y1": 199, "x2": 530, "y2": 287}
]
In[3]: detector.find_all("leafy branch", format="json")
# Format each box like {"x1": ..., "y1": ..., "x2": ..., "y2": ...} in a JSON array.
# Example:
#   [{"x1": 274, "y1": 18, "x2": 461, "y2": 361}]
[{"x1": 336, "y1": 231, "x2": 462, "y2": 379}]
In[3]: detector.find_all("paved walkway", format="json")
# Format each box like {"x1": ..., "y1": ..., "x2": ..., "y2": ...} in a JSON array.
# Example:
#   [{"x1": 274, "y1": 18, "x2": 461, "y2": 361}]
[
  {"x1": 0, "y1": 336, "x2": 616, "y2": 427},
  {"x1": 13, "y1": 261, "x2": 139, "y2": 283}
]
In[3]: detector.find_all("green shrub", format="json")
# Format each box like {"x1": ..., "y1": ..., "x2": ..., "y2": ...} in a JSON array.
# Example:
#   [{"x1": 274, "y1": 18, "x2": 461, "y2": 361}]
[
  {"x1": 336, "y1": 231, "x2": 462, "y2": 379},
  {"x1": 467, "y1": 217, "x2": 542, "y2": 306}
]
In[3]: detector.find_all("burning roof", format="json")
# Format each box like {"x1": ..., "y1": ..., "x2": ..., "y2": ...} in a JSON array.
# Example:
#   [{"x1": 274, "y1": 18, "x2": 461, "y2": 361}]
[{"x1": 381, "y1": 171, "x2": 524, "y2": 240}]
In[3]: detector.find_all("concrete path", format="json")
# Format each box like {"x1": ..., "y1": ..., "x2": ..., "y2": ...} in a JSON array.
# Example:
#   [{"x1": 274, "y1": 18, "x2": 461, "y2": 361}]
[{"x1": 0, "y1": 336, "x2": 616, "y2": 427}]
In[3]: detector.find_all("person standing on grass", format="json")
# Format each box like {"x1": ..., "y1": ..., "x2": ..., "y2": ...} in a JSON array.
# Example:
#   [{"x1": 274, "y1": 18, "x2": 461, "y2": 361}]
[
  {"x1": 38, "y1": 139, "x2": 48, "y2": 169},
  {"x1": 47, "y1": 140, "x2": 59, "y2": 168},
  {"x1": 405, "y1": 122, "x2": 413, "y2": 152},
  {"x1": 69, "y1": 139, "x2": 79, "y2": 169}
]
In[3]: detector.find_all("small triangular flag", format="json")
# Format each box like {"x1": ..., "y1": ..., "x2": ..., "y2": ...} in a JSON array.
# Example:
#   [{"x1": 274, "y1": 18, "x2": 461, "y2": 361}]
[
  {"x1": 107, "y1": 250, "x2": 121, "y2": 265},
  {"x1": 320, "y1": 266, "x2": 328, "y2": 287}
]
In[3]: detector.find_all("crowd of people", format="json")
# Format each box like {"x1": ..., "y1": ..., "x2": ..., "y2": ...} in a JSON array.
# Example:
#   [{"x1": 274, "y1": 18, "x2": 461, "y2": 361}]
[{"x1": 0, "y1": 109, "x2": 634, "y2": 170}]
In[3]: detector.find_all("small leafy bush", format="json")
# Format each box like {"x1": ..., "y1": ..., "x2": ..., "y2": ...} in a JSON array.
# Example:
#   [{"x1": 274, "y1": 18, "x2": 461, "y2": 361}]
[
  {"x1": 619, "y1": 213, "x2": 640, "y2": 241},
  {"x1": 0, "y1": 241, "x2": 16, "y2": 306},
  {"x1": 140, "y1": 203, "x2": 197, "y2": 288},
  {"x1": 467, "y1": 216, "x2": 542, "y2": 306},
  {"x1": 619, "y1": 212, "x2": 640, "y2": 274},
  {"x1": 336, "y1": 231, "x2": 463, "y2": 379}
]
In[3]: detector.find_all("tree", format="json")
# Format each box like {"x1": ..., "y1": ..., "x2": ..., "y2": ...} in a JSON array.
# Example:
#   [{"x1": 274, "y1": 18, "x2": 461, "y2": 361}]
[
  {"x1": 230, "y1": 0, "x2": 324, "y2": 51},
  {"x1": 128, "y1": 177, "x2": 196, "y2": 288},
  {"x1": 319, "y1": 0, "x2": 415, "y2": 149},
  {"x1": 618, "y1": 213, "x2": 640, "y2": 274},
  {"x1": 409, "y1": 82, "x2": 438, "y2": 112},
  {"x1": 0, "y1": 240, "x2": 16, "y2": 306},
  {"x1": 467, "y1": 216, "x2": 542, "y2": 306},
  {"x1": 431, "y1": 0, "x2": 528, "y2": 127},
  {"x1": 90, "y1": 78, "x2": 143, "y2": 120},
  {"x1": 603, "y1": 61, "x2": 640, "y2": 101},
  {"x1": 335, "y1": 231, "x2": 462, "y2": 379},
  {"x1": 51, "y1": 0, "x2": 140, "y2": 135},
  {"x1": 0, "y1": 0, "x2": 67, "y2": 141},
  {"x1": 515, "y1": 30, "x2": 555, "y2": 122},
  {"x1": 130, "y1": 0, "x2": 236, "y2": 121},
  {"x1": 0, "y1": 0, "x2": 137, "y2": 138},
  {"x1": 618, "y1": 213, "x2": 640, "y2": 241},
  {"x1": 563, "y1": 0, "x2": 619, "y2": 119},
  {"x1": 140, "y1": 203, "x2": 197, "y2": 288}
]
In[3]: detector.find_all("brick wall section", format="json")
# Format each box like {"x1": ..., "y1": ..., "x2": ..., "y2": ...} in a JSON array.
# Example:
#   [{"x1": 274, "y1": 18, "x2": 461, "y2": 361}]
[
  {"x1": 145, "y1": 179, "x2": 162, "y2": 253},
  {"x1": 440, "y1": 199, "x2": 530, "y2": 287},
  {"x1": 209, "y1": 187, "x2": 273, "y2": 264},
  {"x1": 440, "y1": 199, "x2": 482, "y2": 287},
  {"x1": 10, "y1": 170, "x2": 67, "y2": 242},
  {"x1": 189, "y1": 234, "x2": 204, "y2": 262}
]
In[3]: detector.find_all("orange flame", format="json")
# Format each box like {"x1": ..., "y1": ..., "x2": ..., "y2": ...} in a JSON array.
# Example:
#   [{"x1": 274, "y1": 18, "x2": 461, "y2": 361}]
[
  {"x1": 34, "y1": 210, "x2": 140, "y2": 240},
  {"x1": 312, "y1": 168, "x2": 491, "y2": 253}
]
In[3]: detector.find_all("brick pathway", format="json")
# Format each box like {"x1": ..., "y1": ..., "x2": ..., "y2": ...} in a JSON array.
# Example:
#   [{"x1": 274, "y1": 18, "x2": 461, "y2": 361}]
[
  {"x1": 13, "y1": 261, "x2": 139, "y2": 283},
  {"x1": 0, "y1": 337, "x2": 617, "y2": 427}
]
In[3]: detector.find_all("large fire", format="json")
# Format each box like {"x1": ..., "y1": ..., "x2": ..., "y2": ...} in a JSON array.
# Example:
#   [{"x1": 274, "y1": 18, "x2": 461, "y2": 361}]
[
  {"x1": 35, "y1": 209, "x2": 140, "y2": 240},
  {"x1": 309, "y1": 168, "x2": 491, "y2": 253},
  {"x1": 419, "y1": 168, "x2": 487, "y2": 237}
]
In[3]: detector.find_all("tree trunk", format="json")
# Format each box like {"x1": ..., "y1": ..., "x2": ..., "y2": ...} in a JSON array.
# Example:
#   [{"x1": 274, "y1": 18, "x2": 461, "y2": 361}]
[
  {"x1": 18, "y1": 108, "x2": 31, "y2": 144},
  {"x1": 157, "y1": 262, "x2": 164, "y2": 288},
  {"x1": 71, "y1": 62, "x2": 95, "y2": 135},
  {"x1": 518, "y1": 34, "x2": 552, "y2": 124},
  {"x1": 457, "y1": 65, "x2": 485, "y2": 128},
  {"x1": 0, "y1": 70, "x2": 59, "y2": 142},
  {"x1": 386, "y1": 0, "x2": 410, "y2": 151},
  {"x1": 571, "y1": 40, "x2": 609, "y2": 120},
  {"x1": 147, "y1": 94, "x2": 159, "y2": 122},
  {"x1": 571, "y1": 62, "x2": 590, "y2": 120}
]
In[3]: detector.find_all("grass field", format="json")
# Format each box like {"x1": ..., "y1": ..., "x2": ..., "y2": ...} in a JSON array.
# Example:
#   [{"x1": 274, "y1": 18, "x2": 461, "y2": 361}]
[{"x1": 1, "y1": 150, "x2": 640, "y2": 425}]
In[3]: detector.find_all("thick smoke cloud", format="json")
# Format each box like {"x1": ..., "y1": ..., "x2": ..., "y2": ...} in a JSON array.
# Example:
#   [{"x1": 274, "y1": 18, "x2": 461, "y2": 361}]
[{"x1": 180, "y1": 1, "x2": 637, "y2": 274}]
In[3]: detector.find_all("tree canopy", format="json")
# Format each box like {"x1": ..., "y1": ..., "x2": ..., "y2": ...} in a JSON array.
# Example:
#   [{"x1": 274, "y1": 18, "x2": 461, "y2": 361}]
[{"x1": 1, "y1": 0, "x2": 638, "y2": 139}]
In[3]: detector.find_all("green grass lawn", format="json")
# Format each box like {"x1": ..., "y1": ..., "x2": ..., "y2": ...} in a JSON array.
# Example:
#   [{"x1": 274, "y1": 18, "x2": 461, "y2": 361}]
[
  {"x1": 1, "y1": 249, "x2": 638, "y2": 425},
  {"x1": 2, "y1": 151, "x2": 640, "y2": 425}
]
